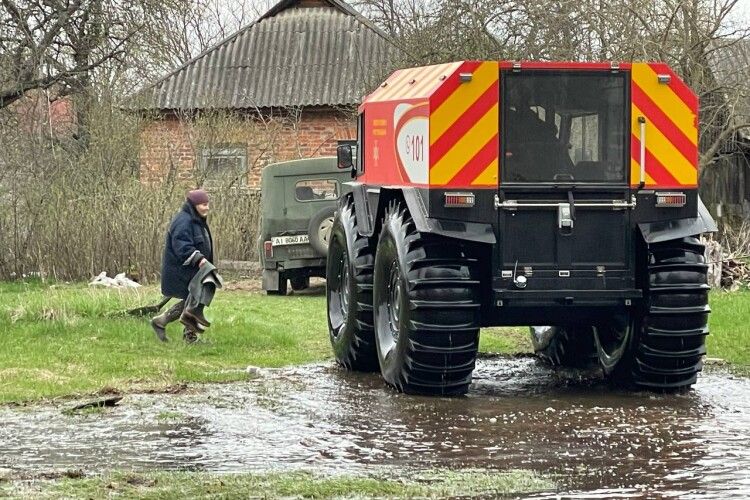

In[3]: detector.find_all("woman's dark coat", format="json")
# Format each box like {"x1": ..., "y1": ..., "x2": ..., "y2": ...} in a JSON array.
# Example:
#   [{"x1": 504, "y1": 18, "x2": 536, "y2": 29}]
[{"x1": 161, "y1": 202, "x2": 214, "y2": 299}]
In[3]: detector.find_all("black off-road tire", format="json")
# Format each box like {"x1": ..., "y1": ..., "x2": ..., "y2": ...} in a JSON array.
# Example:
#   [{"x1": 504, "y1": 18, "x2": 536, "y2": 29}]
[
  {"x1": 290, "y1": 275, "x2": 310, "y2": 291},
  {"x1": 373, "y1": 201, "x2": 481, "y2": 396},
  {"x1": 621, "y1": 236, "x2": 710, "y2": 391},
  {"x1": 530, "y1": 326, "x2": 597, "y2": 368},
  {"x1": 326, "y1": 196, "x2": 379, "y2": 371},
  {"x1": 309, "y1": 206, "x2": 337, "y2": 256}
]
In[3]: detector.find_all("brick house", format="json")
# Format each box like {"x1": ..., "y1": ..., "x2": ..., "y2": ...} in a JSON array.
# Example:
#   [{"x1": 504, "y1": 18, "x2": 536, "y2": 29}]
[
  {"x1": 132, "y1": 0, "x2": 402, "y2": 188},
  {"x1": 7, "y1": 89, "x2": 76, "y2": 139}
]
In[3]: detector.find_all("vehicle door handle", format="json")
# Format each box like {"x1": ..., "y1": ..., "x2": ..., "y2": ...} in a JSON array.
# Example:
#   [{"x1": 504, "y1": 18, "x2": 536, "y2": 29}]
[
  {"x1": 558, "y1": 203, "x2": 574, "y2": 229},
  {"x1": 638, "y1": 116, "x2": 646, "y2": 187}
]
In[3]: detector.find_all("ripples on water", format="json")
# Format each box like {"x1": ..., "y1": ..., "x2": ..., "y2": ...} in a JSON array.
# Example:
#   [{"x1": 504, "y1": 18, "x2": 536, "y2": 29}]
[{"x1": 1, "y1": 357, "x2": 749, "y2": 497}]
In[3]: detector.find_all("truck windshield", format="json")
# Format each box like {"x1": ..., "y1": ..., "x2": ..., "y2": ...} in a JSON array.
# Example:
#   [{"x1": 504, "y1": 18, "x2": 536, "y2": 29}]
[{"x1": 502, "y1": 72, "x2": 626, "y2": 184}]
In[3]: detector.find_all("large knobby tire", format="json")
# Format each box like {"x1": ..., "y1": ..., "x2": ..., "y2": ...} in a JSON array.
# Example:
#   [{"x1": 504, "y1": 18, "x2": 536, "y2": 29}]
[
  {"x1": 621, "y1": 236, "x2": 710, "y2": 391},
  {"x1": 530, "y1": 326, "x2": 597, "y2": 368},
  {"x1": 326, "y1": 196, "x2": 379, "y2": 371},
  {"x1": 309, "y1": 206, "x2": 337, "y2": 256},
  {"x1": 373, "y1": 201, "x2": 481, "y2": 396}
]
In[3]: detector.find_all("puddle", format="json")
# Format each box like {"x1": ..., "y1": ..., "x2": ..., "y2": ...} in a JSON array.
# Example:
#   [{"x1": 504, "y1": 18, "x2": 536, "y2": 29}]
[{"x1": 1, "y1": 357, "x2": 749, "y2": 497}]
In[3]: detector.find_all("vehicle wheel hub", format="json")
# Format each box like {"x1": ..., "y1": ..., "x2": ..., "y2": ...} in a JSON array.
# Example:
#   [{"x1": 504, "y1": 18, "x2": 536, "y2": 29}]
[
  {"x1": 386, "y1": 261, "x2": 402, "y2": 341},
  {"x1": 593, "y1": 316, "x2": 632, "y2": 373},
  {"x1": 337, "y1": 251, "x2": 350, "y2": 324},
  {"x1": 319, "y1": 217, "x2": 334, "y2": 249}
]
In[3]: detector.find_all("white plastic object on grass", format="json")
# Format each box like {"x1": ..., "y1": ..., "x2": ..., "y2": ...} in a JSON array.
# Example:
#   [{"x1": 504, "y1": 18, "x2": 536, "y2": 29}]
[{"x1": 89, "y1": 271, "x2": 141, "y2": 288}]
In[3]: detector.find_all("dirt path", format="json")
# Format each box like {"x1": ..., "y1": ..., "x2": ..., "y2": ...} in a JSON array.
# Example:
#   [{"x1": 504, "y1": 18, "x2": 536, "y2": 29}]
[{"x1": 1, "y1": 357, "x2": 749, "y2": 497}]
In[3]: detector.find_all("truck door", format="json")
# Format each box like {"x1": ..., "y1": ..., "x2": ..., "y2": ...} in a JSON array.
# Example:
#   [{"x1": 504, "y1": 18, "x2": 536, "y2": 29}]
[{"x1": 496, "y1": 69, "x2": 635, "y2": 295}]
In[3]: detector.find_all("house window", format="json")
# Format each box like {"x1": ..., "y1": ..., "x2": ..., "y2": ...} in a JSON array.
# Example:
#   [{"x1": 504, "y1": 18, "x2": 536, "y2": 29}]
[{"x1": 200, "y1": 145, "x2": 247, "y2": 185}]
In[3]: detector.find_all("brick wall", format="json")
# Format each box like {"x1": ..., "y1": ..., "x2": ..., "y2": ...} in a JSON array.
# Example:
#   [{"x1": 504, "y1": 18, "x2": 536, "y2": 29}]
[{"x1": 139, "y1": 107, "x2": 356, "y2": 188}]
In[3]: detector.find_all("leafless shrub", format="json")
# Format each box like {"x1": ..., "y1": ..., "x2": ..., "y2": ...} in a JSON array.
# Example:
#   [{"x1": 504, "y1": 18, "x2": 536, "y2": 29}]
[
  {"x1": 718, "y1": 218, "x2": 750, "y2": 260},
  {"x1": 0, "y1": 97, "x2": 262, "y2": 282}
]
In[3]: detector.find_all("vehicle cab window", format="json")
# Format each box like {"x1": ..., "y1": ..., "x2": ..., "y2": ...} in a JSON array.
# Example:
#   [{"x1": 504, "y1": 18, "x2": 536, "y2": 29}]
[{"x1": 294, "y1": 179, "x2": 340, "y2": 202}]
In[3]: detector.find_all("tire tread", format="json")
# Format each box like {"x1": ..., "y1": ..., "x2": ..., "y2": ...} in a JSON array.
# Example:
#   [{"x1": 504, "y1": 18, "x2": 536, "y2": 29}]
[{"x1": 628, "y1": 237, "x2": 709, "y2": 391}]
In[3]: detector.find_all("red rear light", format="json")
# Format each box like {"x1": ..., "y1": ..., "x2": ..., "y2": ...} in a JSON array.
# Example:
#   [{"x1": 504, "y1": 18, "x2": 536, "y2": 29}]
[
  {"x1": 264, "y1": 241, "x2": 273, "y2": 258},
  {"x1": 444, "y1": 192, "x2": 475, "y2": 208},
  {"x1": 655, "y1": 192, "x2": 686, "y2": 208}
]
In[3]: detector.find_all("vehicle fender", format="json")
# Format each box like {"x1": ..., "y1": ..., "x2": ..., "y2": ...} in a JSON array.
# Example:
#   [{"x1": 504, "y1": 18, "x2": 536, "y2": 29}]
[
  {"x1": 347, "y1": 184, "x2": 496, "y2": 244},
  {"x1": 349, "y1": 182, "x2": 374, "y2": 236},
  {"x1": 638, "y1": 196, "x2": 718, "y2": 244},
  {"x1": 399, "y1": 187, "x2": 496, "y2": 244}
]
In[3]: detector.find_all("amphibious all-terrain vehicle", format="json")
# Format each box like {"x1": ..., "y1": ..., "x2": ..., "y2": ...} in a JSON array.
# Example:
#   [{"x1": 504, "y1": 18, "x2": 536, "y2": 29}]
[{"x1": 326, "y1": 61, "x2": 716, "y2": 395}]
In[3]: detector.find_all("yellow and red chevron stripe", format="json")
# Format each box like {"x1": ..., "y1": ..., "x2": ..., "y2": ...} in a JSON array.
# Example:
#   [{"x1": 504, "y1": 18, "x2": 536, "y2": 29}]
[
  {"x1": 429, "y1": 61, "x2": 499, "y2": 187},
  {"x1": 631, "y1": 63, "x2": 698, "y2": 188}
]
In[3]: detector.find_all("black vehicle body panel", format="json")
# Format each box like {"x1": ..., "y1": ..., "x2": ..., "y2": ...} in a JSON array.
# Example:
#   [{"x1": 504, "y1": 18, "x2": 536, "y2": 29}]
[{"x1": 348, "y1": 182, "x2": 711, "y2": 322}]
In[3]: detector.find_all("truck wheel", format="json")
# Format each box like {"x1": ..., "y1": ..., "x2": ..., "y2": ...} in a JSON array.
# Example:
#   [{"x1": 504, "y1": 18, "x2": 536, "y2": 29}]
[
  {"x1": 591, "y1": 314, "x2": 634, "y2": 374},
  {"x1": 530, "y1": 326, "x2": 597, "y2": 368},
  {"x1": 309, "y1": 207, "x2": 337, "y2": 256},
  {"x1": 326, "y1": 196, "x2": 378, "y2": 371},
  {"x1": 373, "y1": 201, "x2": 481, "y2": 396},
  {"x1": 618, "y1": 236, "x2": 710, "y2": 391},
  {"x1": 290, "y1": 275, "x2": 310, "y2": 291}
]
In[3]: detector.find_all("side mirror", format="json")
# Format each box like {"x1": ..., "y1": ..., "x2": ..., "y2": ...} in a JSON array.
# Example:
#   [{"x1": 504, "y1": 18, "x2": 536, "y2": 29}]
[{"x1": 337, "y1": 144, "x2": 353, "y2": 170}]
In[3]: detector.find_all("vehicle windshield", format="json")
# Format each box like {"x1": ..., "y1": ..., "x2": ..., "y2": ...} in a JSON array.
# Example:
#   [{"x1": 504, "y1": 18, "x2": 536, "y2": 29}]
[{"x1": 502, "y1": 72, "x2": 627, "y2": 184}]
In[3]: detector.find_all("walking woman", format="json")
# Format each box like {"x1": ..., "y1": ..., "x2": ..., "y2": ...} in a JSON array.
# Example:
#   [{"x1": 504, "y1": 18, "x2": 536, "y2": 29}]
[{"x1": 151, "y1": 189, "x2": 214, "y2": 343}]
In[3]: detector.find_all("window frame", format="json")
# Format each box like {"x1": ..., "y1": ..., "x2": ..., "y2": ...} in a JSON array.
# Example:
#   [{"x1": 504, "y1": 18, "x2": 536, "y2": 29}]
[
  {"x1": 293, "y1": 178, "x2": 341, "y2": 203},
  {"x1": 199, "y1": 144, "x2": 248, "y2": 186},
  {"x1": 356, "y1": 112, "x2": 364, "y2": 176},
  {"x1": 499, "y1": 70, "x2": 630, "y2": 187}
]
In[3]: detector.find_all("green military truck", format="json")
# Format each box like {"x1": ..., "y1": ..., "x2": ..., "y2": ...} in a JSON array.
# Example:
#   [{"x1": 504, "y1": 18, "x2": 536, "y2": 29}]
[{"x1": 259, "y1": 157, "x2": 352, "y2": 295}]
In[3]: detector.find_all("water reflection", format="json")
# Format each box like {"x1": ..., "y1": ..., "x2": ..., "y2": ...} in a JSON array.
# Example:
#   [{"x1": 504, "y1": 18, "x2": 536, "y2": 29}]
[{"x1": 0, "y1": 358, "x2": 748, "y2": 497}]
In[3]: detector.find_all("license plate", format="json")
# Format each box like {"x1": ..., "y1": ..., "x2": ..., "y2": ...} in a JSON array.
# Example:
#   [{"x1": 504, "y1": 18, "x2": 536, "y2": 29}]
[{"x1": 272, "y1": 234, "x2": 310, "y2": 246}]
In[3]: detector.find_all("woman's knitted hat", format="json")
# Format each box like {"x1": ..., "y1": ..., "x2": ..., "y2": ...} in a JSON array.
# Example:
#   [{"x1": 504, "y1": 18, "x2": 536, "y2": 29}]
[{"x1": 187, "y1": 189, "x2": 209, "y2": 205}]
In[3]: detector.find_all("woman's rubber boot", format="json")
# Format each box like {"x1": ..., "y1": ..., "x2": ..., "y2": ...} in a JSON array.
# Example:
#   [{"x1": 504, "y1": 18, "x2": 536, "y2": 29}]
[{"x1": 150, "y1": 300, "x2": 184, "y2": 342}]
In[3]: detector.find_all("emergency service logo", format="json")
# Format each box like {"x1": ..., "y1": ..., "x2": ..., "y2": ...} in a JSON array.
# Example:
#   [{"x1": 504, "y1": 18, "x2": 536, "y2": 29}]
[{"x1": 393, "y1": 102, "x2": 429, "y2": 185}]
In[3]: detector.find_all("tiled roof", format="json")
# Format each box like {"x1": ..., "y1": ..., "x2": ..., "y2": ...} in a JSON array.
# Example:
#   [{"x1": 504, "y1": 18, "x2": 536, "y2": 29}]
[{"x1": 131, "y1": 0, "x2": 402, "y2": 110}]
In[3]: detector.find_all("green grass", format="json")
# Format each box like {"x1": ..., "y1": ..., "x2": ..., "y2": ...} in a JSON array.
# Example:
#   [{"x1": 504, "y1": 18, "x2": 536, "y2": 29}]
[
  {"x1": 0, "y1": 282, "x2": 332, "y2": 404},
  {"x1": 707, "y1": 290, "x2": 750, "y2": 373},
  {"x1": 480, "y1": 326, "x2": 532, "y2": 353},
  {"x1": 155, "y1": 411, "x2": 184, "y2": 421},
  {"x1": 0, "y1": 281, "x2": 748, "y2": 404},
  {"x1": 0, "y1": 281, "x2": 525, "y2": 404},
  {"x1": 3, "y1": 469, "x2": 555, "y2": 499}
]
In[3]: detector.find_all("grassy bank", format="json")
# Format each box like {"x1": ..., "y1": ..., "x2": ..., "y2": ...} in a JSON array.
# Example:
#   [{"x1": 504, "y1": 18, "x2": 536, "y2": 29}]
[
  {"x1": 0, "y1": 281, "x2": 528, "y2": 404},
  {"x1": 1, "y1": 469, "x2": 554, "y2": 499},
  {"x1": 0, "y1": 282, "x2": 328, "y2": 404},
  {"x1": 706, "y1": 290, "x2": 750, "y2": 372},
  {"x1": 0, "y1": 281, "x2": 747, "y2": 404}
]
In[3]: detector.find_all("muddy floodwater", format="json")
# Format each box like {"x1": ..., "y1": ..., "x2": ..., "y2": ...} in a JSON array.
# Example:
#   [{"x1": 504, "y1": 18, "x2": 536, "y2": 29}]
[{"x1": 2, "y1": 357, "x2": 750, "y2": 497}]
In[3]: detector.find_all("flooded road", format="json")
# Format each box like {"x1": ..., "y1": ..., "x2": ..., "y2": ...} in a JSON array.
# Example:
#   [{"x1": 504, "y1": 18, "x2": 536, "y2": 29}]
[{"x1": 1, "y1": 356, "x2": 749, "y2": 497}]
